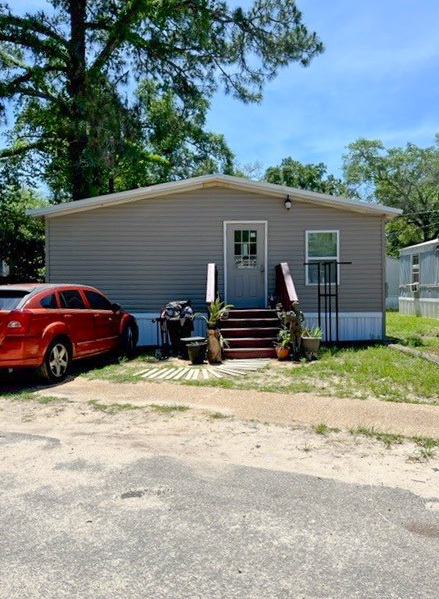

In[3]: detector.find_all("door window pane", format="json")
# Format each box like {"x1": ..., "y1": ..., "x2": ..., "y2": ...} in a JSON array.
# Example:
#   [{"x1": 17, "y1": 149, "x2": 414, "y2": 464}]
[
  {"x1": 60, "y1": 290, "x2": 86, "y2": 309},
  {"x1": 234, "y1": 229, "x2": 257, "y2": 268}
]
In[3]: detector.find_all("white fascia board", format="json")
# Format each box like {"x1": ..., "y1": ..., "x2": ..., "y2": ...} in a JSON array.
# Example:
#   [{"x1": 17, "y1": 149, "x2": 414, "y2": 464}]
[{"x1": 27, "y1": 173, "x2": 403, "y2": 219}]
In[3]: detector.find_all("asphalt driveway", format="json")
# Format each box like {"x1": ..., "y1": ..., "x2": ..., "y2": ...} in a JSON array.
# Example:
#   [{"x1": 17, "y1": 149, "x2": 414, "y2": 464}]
[{"x1": 1, "y1": 429, "x2": 438, "y2": 599}]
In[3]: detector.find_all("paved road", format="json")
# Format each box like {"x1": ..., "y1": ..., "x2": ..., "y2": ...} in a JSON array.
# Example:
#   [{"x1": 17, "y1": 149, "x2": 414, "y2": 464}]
[{"x1": 1, "y1": 431, "x2": 438, "y2": 599}]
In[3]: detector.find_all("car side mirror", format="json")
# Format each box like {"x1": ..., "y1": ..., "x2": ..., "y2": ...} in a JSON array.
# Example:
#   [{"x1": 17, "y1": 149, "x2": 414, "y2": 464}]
[{"x1": 112, "y1": 303, "x2": 121, "y2": 312}]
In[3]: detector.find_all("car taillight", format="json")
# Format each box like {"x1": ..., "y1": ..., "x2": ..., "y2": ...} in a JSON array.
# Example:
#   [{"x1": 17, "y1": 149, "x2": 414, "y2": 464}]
[{"x1": 6, "y1": 310, "x2": 32, "y2": 334}]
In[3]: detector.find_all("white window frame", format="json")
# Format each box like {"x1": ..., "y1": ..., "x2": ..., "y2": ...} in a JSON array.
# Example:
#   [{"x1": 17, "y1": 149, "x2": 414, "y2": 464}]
[
  {"x1": 411, "y1": 254, "x2": 420, "y2": 285},
  {"x1": 305, "y1": 230, "x2": 340, "y2": 286}
]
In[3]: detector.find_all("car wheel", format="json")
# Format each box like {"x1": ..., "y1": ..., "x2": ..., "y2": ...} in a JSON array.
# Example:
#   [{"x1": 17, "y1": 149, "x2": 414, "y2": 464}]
[
  {"x1": 38, "y1": 338, "x2": 71, "y2": 383},
  {"x1": 120, "y1": 323, "x2": 137, "y2": 357}
]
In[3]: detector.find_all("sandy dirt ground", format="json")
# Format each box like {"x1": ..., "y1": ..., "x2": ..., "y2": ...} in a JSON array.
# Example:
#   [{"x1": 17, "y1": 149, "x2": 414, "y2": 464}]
[{"x1": 0, "y1": 387, "x2": 438, "y2": 504}]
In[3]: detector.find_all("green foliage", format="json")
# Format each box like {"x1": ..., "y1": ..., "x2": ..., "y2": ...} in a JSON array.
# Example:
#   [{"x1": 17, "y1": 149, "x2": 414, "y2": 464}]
[
  {"x1": 0, "y1": 0, "x2": 323, "y2": 200},
  {"x1": 0, "y1": 168, "x2": 45, "y2": 282},
  {"x1": 302, "y1": 326, "x2": 323, "y2": 339},
  {"x1": 343, "y1": 136, "x2": 439, "y2": 253},
  {"x1": 276, "y1": 326, "x2": 291, "y2": 347},
  {"x1": 264, "y1": 157, "x2": 349, "y2": 196},
  {"x1": 197, "y1": 294, "x2": 233, "y2": 328}
]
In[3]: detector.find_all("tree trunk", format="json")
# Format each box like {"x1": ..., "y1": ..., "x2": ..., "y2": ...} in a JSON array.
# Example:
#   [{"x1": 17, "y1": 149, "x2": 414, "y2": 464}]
[{"x1": 67, "y1": 0, "x2": 90, "y2": 201}]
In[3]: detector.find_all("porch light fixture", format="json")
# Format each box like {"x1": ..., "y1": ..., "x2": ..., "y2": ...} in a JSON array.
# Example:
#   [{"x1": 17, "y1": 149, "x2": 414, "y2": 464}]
[{"x1": 284, "y1": 196, "x2": 292, "y2": 210}]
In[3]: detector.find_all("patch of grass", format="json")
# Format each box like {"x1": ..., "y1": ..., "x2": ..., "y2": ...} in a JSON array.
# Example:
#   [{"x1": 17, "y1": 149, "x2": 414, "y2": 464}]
[
  {"x1": 349, "y1": 425, "x2": 439, "y2": 451},
  {"x1": 149, "y1": 403, "x2": 189, "y2": 414},
  {"x1": 0, "y1": 389, "x2": 60, "y2": 404},
  {"x1": 209, "y1": 411, "x2": 229, "y2": 419},
  {"x1": 284, "y1": 345, "x2": 439, "y2": 404},
  {"x1": 87, "y1": 400, "x2": 141, "y2": 414},
  {"x1": 387, "y1": 311, "x2": 439, "y2": 354},
  {"x1": 0, "y1": 389, "x2": 38, "y2": 401},
  {"x1": 36, "y1": 395, "x2": 60, "y2": 404},
  {"x1": 313, "y1": 422, "x2": 340, "y2": 435},
  {"x1": 349, "y1": 425, "x2": 404, "y2": 448},
  {"x1": 183, "y1": 378, "x2": 236, "y2": 389}
]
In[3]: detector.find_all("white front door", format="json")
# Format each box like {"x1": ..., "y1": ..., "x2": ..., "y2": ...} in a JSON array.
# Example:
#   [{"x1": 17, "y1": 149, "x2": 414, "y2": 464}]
[{"x1": 225, "y1": 222, "x2": 266, "y2": 308}]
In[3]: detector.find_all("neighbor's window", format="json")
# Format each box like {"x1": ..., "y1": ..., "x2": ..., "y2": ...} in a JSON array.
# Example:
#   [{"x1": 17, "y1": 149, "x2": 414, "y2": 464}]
[
  {"x1": 306, "y1": 231, "x2": 339, "y2": 285},
  {"x1": 412, "y1": 254, "x2": 420, "y2": 284}
]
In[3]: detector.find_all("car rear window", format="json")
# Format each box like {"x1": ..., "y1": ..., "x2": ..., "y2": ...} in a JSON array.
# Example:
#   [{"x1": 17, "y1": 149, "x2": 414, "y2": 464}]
[
  {"x1": 40, "y1": 293, "x2": 58, "y2": 309},
  {"x1": 59, "y1": 290, "x2": 86, "y2": 309},
  {"x1": 0, "y1": 290, "x2": 30, "y2": 310},
  {"x1": 85, "y1": 290, "x2": 113, "y2": 310}
]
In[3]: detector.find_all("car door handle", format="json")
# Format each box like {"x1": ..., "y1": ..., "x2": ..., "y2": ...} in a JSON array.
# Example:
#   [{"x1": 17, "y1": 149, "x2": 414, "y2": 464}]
[{"x1": 64, "y1": 314, "x2": 73, "y2": 319}]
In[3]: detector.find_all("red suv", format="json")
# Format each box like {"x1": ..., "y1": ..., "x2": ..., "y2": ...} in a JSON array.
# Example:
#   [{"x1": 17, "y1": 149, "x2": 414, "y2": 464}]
[{"x1": 0, "y1": 284, "x2": 138, "y2": 382}]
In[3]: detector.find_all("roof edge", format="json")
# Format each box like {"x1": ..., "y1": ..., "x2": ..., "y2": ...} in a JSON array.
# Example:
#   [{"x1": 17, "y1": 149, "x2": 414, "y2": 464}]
[{"x1": 27, "y1": 174, "x2": 403, "y2": 219}]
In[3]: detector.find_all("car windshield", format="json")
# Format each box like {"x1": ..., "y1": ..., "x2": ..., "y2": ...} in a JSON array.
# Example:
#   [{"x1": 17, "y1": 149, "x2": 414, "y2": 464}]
[{"x1": 0, "y1": 290, "x2": 30, "y2": 310}]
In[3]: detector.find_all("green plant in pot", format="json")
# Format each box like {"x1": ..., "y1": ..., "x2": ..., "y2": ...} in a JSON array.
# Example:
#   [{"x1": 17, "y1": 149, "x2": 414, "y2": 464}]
[
  {"x1": 196, "y1": 295, "x2": 233, "y2": 364},
  {"x1": 301, "y1": 325, "x2": 323, "y2": 360},
  {"x1": 274, "y1": 326, "x2": 291, "y2": 360}
]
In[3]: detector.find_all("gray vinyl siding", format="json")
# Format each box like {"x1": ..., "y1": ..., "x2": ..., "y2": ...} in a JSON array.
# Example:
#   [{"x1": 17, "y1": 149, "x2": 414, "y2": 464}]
[{"x1": 46, "y1": 187, "x2": 385, "y2": 313}]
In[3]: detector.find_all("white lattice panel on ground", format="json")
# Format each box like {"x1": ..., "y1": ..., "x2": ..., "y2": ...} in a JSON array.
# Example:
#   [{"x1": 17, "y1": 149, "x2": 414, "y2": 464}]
[{"x1": 133, "y1": 359, "x2": 270, "y2": 381}]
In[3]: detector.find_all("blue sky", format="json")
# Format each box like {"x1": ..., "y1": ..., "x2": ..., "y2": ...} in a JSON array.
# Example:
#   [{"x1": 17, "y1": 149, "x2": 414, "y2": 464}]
[
  {"x1": 207, "y1": 0, "x2": 439, "y2": 176},
  {"x1": 5, "y1": 0, "x2": 439, "y2": 179}
]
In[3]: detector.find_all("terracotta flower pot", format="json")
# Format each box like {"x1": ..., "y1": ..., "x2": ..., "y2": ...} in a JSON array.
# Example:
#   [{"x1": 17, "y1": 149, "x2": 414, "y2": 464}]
[{"x1": 275, "y1": 345, "x2": 290, "y2": 360}]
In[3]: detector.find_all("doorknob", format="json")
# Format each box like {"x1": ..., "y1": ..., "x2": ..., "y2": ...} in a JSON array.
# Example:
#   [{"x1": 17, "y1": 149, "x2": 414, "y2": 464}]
[{"x1": 260, "y1": 264, "x2": 265, "y2": 273}]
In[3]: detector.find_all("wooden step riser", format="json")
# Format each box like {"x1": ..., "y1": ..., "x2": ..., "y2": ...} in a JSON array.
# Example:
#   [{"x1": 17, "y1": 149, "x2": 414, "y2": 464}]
[
  {"x1": 224, "y1": 348, "x2": 277, "y2": 359},
  {"x1": 220, "y1": 328, "x2": 279, "y2": 338},
  {"x1": 228, "y1": 310, "x2": 277, "y2": 319},
  {"x1": 225, "y1": 337, "x2": 276, "y2": 348},
  {"x1": 221, "y1": 319, "x2": 279, "y2": 329}
]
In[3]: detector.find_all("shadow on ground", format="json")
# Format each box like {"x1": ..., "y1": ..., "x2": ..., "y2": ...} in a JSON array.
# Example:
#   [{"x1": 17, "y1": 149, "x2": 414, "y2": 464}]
[{"x1": 0, "y1": 353, "x2": 134, "y2": 396}]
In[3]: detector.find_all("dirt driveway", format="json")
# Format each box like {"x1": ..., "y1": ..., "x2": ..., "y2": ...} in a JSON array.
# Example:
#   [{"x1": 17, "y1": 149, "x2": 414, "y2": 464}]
[{"x1": 1, "y1": 375, "x2": 439, "y2": 500}]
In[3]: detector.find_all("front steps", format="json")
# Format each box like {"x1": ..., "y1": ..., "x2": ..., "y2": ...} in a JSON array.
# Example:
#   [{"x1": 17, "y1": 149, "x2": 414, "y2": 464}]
[{"x1": 220, "y1": 309, "x2": 279, "y2": 359}]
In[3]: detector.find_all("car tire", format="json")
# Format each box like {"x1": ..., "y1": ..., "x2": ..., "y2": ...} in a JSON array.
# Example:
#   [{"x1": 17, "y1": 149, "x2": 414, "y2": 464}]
[
  {"x1": 119, "y1": 323, "x2": 138, "y2": 358},
  {"x1": 37, "y1": 337, "x2": 72, "y2": 383}
]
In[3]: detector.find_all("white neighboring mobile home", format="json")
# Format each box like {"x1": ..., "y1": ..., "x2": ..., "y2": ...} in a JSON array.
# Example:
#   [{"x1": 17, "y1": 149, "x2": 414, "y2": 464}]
[
  {"x1": 29, "y1": 174, "x2": 401, "y2": 346},
  {"x1": 399, "y1": 238, "x2": 439, "y2": 317}
]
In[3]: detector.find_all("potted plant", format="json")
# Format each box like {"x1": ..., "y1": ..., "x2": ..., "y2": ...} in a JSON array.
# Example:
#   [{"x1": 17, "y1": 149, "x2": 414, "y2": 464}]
[
  {"x1": 187, "y1": 340, "x2": 207, "y2": 365},
  {"x1": 196, "y1": 295, "x2": 233, "y2": 364},
  {"x1": 301, "y1": 326, "x2": 323, "y2": 359},
  {"x1": 276, "y1": 302, "x2": 304, "y2": 359},
  {"x1": 274, "y1": 326, "x2": 291, "y2": 360}
]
